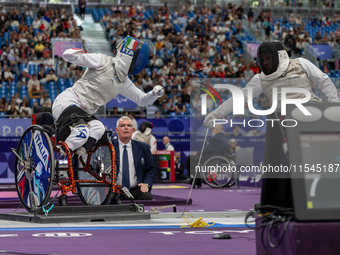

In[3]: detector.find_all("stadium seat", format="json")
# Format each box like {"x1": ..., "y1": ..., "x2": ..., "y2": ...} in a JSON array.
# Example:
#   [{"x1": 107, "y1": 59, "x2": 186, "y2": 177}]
[
  {"x1": 169, "y1": 112, "x2": 177, "y2": 119},
  {"x1": 49, "y1": 92, "x2": 58, "y2": 102},
  {"x1": 19, "y1": 90, "x2": 28, "y2": 100},
  {"x1": 0, "y1": 83, "x2": 8, "y2": 93},
  {"x1": 221, "y1": 78, "x2": 229, "y2": 84},
  {"x1": 20, "y1": 63, "x2": 27, "y2": 71},
  {"x1": 12, "y1": 74, "x2": 18, "y2": 82},
  {"x1": 58, "y1": 78, "x2": 66, "y2": 86},
  {"x1": 59, "y1": 85, "x2": 66, "y2": 93},
  {"x1": 3, "y1": 32, "x2": 10, "y2": 43},
  {"x1": 28, "y1": 65, "x2": 37, "y2": 76},
  {"x1": 230, "y1": 78, "x2": 237, "y2": 85},
  {"x1": 145, "y1": 68, "x2": 152, "y2": 77},
  {"x1": 178, "y1": 112, "x2": 187, "y2": 119},
  {"x1": 0, "y1": 92, "x2": 6, "y2": 101},
  {"x1": 239, "y1": 79, "x2": 247, "y2": 88},
  {"x1": 48, "y1": 82, "x2": 57, "y2": 93},
  {"x1": 9, "y1": 81, "x2": 17, "y2": 90},
  {"x1": 30, "y1": 98, "x2": 40, "y2": 107},
  {"x1": 66, "y1": 78, "x2": 75, "y2": 88},
  {"x1": 9, "y1": 88, "x2": 16, "y2": 99}
]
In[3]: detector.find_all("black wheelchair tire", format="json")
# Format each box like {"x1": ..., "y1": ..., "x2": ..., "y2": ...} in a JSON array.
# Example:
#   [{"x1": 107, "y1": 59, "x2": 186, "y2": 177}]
[
  {"x1": 76, "y1": 145, "x2": 114, "y2": 205},
  {"x1": 201, "y1": 155, "x2": 234, "y2": 188},
  {"x1": 15, "y1": 125, "x2": 55, "y2": 212}
]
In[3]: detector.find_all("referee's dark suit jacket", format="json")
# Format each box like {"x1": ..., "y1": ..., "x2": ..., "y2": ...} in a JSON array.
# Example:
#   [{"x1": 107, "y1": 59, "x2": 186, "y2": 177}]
[{"x1": 112, "y1": 138, "x2": 156, "y2": 189}]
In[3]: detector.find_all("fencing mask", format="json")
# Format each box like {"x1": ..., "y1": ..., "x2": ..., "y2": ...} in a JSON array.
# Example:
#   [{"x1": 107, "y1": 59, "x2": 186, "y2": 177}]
[{"x1": 257, "y1": 42, "x2": 285, "y2": 75}]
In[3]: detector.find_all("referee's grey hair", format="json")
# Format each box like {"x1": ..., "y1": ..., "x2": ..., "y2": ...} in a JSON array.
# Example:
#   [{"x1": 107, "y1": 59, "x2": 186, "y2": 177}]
[{"x1": 116, "y1": 116, "x2": 133, "y2": 127}]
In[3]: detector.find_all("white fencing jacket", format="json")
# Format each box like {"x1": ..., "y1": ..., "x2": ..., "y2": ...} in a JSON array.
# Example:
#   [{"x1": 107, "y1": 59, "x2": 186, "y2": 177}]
[
  {"x1": 60, "y1": 48, "x2": 157, "y2": 115},
  {"x1": 213, "y1": 57, "x2": 340, "y2": 118}
]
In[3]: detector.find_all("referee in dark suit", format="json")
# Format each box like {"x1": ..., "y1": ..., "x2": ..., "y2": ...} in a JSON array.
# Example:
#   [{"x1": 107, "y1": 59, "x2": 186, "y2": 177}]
[{"x1": 112, "y1": 116, "x2": 156, "y2": 200}]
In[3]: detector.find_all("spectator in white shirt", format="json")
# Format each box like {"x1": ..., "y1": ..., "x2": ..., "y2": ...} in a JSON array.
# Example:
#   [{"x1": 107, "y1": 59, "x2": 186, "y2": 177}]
[
  {"x1": 26, "y1": 8, "x2": 34, "y2": 19},
  {"x1": 163, "y1": 136, "x2": 174, "y2": 151},
  {"x1": 27, "y1": 74, "x2": 40, "y2": 91},
  {"x1": 44, "y1": 54, "x2": 54, "y2": 70},
  {"x1": 244, "y1": 64, "x2": 254, "y2": 82},
  {"x1": 0, "y1": 5, "x2": 6, "y2": 14},
  {"x1": 32, "y1": 17, "x2": 42, "y2": 29},
  {"x1": 3, "y1": 66, "x2": 14, "y2": 83},
  {"x1": 40, "y1": 92, "x2": 52, "y2": 107},
  {"x1": 57, "y1": 63, "x2": 67, "y2": 78}
]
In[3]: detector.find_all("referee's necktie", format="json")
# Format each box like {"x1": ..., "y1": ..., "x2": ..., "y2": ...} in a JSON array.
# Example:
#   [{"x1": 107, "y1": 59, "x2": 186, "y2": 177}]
[{"x1": 122, "y1": 145, "x2": 130, "y2": 189}]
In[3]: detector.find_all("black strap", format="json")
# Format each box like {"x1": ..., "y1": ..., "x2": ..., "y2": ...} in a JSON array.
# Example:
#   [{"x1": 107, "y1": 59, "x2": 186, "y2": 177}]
[{"x1": 56, "y1": 106, "x2": 97, "y2": 129}]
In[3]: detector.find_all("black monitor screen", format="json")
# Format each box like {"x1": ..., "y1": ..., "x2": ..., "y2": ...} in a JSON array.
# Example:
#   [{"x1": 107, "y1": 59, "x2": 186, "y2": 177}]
[{"x1": 300, "y1": 133, "x2": 340, "y2": 210}]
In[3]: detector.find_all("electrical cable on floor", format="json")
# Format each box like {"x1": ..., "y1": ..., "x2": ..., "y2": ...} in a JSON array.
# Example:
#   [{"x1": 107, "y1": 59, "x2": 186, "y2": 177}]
[
  {"x1": 245, "y1": 205, "x2": 294, "y2": 255},
  {"x1": 180, "y1": 213, "x2": 215, "y2": 228}
]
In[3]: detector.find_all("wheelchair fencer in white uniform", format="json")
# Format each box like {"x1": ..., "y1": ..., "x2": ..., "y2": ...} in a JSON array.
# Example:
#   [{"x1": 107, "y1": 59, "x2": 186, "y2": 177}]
[{"x1": 52, "y1": 36, "x2": 164, "y2": 155}]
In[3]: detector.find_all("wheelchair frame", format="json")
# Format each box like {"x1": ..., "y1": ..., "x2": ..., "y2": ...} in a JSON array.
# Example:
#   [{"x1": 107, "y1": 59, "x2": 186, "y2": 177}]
[{"x1": 13, "y1": 108, "x2": 121, "y2": 212}]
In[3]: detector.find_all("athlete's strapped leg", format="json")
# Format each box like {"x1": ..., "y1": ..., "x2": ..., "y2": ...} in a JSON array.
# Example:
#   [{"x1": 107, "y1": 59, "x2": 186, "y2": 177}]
[
  {"x1": 81, "y1": 120, "x2": 106, "y2": 151},
  {"x1": 64, "y1": 124, "x2": 90, "y2": 151}
]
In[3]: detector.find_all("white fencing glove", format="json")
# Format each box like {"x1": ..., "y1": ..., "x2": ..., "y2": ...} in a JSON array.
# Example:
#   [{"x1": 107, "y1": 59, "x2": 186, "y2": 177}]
[{"x1": 152, "y1": 85, "x2": 164, "y2": 97}]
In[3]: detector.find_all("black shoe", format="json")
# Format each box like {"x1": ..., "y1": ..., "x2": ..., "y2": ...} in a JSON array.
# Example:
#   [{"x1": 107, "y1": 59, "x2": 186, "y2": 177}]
[
  {"x1": 182, "y1": 178, "x2": 193, "y2": 185},
  {"x1": 109, "y1": 194, "x2": 121, "y2": 205},
  {"x1": 195, "y1": 179, "x2": 202, "y2": 188},
  {"x1": 182, "y1": 178, "x2": 202, "y2": 188}
]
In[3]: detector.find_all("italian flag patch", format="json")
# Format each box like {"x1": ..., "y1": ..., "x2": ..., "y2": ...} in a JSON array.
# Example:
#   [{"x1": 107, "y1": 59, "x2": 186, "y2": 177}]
[{"x1": 125, "y1": 38, "x2": 139, "y2": 51}]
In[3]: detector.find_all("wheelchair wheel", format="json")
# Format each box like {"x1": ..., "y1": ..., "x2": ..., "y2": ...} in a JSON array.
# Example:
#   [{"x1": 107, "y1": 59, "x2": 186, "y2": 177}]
[
  {"x1": 15, "y1": 125, "x2": 55, "y2": 212},
  {"x1": 202, "y1": 155, "x2": 234, "y2": 188},
  {"x1": 76, "y1": 145, "x2": 113, "y2": 205}
]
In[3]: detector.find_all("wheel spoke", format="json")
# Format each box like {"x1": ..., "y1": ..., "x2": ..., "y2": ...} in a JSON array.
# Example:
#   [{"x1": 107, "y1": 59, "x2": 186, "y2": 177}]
[{"x1": 15, "y1": 126, "x2": 55, "y2": 212}]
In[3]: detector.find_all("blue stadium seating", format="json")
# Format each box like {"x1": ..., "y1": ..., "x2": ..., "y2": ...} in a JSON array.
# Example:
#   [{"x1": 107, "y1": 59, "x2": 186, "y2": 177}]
[
  {"x1": 19, "y1": 87, "x2": 28, "y2": 100},
  {"x1": 66, "y1": 78, "x2": 75, "y2": 88},
  {"x1": 239, "y1": 79, "x2": 247, "y2": 88},
  {"x1": 48, "y1": 81, "x2": 57, "y2": 93},
  {"x1": 3, "y1": 32, "x2": 10, "y2": 43},
  {"x1": 12, "y1": 74, "x2": 18, "y2": 82},
  {"x1": 230, "y1": 78, "x2": 237, "y2": 85},
  {"x1": 49, "y1": 92, "x2": 58, "y2": 102},
  {"x1": 145, "y1": 68, "x2": 152, "y2": 77},
  {"x1": 30, "y1": 98, "x2": 40, "y2": 107},
  {"x1": 28, "y1": 65, "x2": 37, "y2": 76},
  {"x1": 169, "y1": 112, "x2": 177, "y2": 119},
  {"x1": 20, "y1": 64, "x2": 27, "y2": 73}
]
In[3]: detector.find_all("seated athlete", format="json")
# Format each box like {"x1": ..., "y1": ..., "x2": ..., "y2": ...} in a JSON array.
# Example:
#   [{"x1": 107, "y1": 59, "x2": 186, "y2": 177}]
[{"x1": 52, "y1": 36, "x2": 164, "y2": 155}]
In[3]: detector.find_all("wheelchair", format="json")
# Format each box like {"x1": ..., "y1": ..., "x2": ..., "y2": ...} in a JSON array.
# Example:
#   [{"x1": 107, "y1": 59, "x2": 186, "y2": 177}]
[
  {"x1": 12, "y1": 106, "x2": 120, "y2": 213},
  {"x1": 199, "y1": 148, "x2": 236, "y2": 189}
]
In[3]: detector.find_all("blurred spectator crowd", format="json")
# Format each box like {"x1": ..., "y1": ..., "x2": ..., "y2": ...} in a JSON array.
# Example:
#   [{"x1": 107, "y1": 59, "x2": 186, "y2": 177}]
[
  {"x1": 255, "y1": 11, "x2": 340, "y2": 56},
  {"x1": 1, "y1": 2, "x2": 339, "y2": 119},
  {"x1": 103, "y1": 2, "x2": 338, "y2": 117},
  {"x1": 0, "y1": 4, "x2": 84, "y2": 118},
  {"x1": 104, "y1": 2, "x2": 263, "y2": 117}
]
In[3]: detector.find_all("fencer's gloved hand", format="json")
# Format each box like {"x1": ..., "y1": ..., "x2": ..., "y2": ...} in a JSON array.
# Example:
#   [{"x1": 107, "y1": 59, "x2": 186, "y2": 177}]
[
  {"x1": 152, "y1": 85, "x2": 164, "y2": 97},
  {"x1": 203, "y1": 110, "x2": 220, "y2": 129}
]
